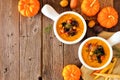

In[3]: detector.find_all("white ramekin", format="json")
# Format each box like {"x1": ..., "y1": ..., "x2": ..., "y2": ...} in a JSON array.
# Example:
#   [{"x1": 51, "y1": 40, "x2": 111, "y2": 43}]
[
  {"x1": 78, "y1": 31, "x2": 120, "y2": 70},
  {"x1": 41, "y1": 4, "x2": 87, "y2": 44}
]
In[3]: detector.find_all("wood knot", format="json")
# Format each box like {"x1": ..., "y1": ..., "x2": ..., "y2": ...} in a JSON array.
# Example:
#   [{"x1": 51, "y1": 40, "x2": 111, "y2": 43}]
[
  {"x1": 34, "y1": 28, "x2": 37, "y2": 32},
  {"x1": 11, "y1": 33, "x2": 13, "y2": 36},
  {"x1": 28, "y1": 57, "x2": 32, "y2": 61},
  {"x1": 4, "y1": 68, "x2": 8, "y2": 73},
  {"x1": 50, "y1": 36, "x2": 53, "y2": 39},
  {"x1": 38, "y1": 76, "x2": 42, "y2": 80},
  {"x1": 32, "y1": 26, "x2": 39, "y2": 33},
  {"x1": 7, "y1": 33, "x2": 14, "y2": 37}
]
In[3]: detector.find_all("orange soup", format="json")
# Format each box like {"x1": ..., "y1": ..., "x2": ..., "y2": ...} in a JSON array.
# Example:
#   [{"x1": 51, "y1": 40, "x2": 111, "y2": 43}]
[
  {"x1": 82, "y1": 39, "x2": 110, "y2": 68},
  {"x1": 56, "y1": 14, "x2": 84, "y2": 41}
]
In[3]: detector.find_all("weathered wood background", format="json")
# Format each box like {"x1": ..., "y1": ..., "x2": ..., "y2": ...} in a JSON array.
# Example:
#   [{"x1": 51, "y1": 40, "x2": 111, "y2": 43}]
[{"x1": 0, "y1": 0, "x2": 120, "y2": 80}]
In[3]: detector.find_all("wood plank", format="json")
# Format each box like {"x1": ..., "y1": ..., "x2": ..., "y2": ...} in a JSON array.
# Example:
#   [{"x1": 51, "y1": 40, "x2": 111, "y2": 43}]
[
  {"x1": 0, "y1": 0, "x2": 19, "y2": 80},
  {"x1": 42, "y1": 0, "x2": 65, "y2": 80},
  {"x1": 42, "y1": 23, "x2": 63, "y2": 80},
  {"x1": 64, "y1": 43, "x2": 82, "y2": 67},
  {"x1": 20, "y1": 9, "x2": 42, "y2": 80}
]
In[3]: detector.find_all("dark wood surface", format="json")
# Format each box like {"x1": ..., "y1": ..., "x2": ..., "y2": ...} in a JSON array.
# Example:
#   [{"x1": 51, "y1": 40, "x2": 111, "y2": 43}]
[{"x1": 0, "y1": 0, "x2": 120, "y2": 80}]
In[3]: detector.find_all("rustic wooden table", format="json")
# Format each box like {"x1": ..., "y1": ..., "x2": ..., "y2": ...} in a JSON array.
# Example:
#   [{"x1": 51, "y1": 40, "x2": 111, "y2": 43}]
[{"x1": 0, "y1": 0, "x2": 120, "y2": 80}]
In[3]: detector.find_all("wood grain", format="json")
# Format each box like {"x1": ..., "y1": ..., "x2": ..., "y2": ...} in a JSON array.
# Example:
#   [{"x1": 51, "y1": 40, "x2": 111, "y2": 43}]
[
  {"x1": 20, "y1": 12, "x2": 42, "y2": 80},
  {"x1": 0, "y1": 0, "x2": 19, "y2": 80},
  {"x1": 42, "y1": 0, "x2": 64, "y2": 80},
  {"x1": 64, "y1": 44, "x2": 82, "y2": 67},
  {"x1": 0, "y1": 0, "x2": 120, "y2": 80}
]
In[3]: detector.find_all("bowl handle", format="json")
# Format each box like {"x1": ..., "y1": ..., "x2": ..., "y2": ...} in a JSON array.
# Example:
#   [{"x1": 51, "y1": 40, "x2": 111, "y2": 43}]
[
  {"x1": 107, "y1": 31, "x2": 120, "y2": 46},
  {"x1": 41, "y1": 4, "x2": 59, "y2": 21}
]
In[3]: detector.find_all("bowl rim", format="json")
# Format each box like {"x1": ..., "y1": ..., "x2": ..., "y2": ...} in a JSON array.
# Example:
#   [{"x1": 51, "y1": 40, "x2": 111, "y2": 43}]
[
  {"x1": 78, "y1": 37, "x2": 113, "y2": 70},
  {"x1": 53, "y1": 11, "x2": 87, "y2": 44}
]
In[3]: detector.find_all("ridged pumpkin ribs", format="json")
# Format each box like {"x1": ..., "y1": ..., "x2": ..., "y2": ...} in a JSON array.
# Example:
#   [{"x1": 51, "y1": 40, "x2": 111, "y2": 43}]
[
  {"x1": 81, "y1": 0, "x2": 100, "y2": 16},
  {"x1": 62, "y1": 65, "x2": 81, "y2": 80},
  {"x1": 18, "y1": 0, "x2": 40, "y2": 17},
  {"x1": 97, "y1": 7, "x2": 118, "y2": 28}
]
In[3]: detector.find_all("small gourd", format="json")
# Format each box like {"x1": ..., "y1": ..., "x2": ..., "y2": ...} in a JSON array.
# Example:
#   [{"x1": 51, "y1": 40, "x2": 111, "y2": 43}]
[
  {"x1": 60, "y1": 0, "x2": 68, "y2": 7},
  {"x1": 62, "y1": 65, "x2": 81, "y2": 80},
  {"x1": 18, "y1": 0, "x2": 40, "y2": 17},
  {"x1": 97, "y1": 7, "x2": 118, "y2": 28},
  {"x1": 81, "y1": 0, "x2": 100, "y2": 16}
]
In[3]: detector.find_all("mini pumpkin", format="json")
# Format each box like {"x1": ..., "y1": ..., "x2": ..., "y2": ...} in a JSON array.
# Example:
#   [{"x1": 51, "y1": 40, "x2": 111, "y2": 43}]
[
  {"x1": 81, "y1": 0, "x2": 100, "y2": 16},
  {"x1": 18, "y1": 0, "x2": 40, "y2": 17},
  {"x1": 62, "y1": 65, "x2": 81, "y2": 80},
  {"x1": 97, "y1": 7, "x2": 118, "y2": 28}
]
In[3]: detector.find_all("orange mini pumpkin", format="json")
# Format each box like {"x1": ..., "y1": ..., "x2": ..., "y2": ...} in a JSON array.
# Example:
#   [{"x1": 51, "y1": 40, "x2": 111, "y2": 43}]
[
  {"x1": 62, "y1": 65, "x2": 81, "y2": 80},
  {"x1": 81, "y1": 0, "x2": 100, "y2": 16},
  {"x1": 97, "y1": 7, "x2": 118, "y2": 28},
  {"x1": 18, "y1": 0, "x2": 40, "y2": 17}
]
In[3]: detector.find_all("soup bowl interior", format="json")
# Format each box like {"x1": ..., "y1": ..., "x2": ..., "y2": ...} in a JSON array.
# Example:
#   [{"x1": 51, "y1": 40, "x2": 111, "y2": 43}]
[
  {"x1": 78, "y1": 37, "x2": 113, "y2": 70},
  {"x1": 53, "y1": 11, "x2": 87, "y2": 44}
]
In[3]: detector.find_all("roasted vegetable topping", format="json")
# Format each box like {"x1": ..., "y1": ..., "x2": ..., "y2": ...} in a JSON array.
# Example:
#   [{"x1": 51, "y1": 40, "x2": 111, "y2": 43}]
[
  {"x1": 60, "y1": 19, "x2": 79, "y2": 36},
  {"x1": 86, "y1": 43, "x2": 105, "y2": 63},
  {"x1": 94, "y1": 45, "x2": 105, "y2": 56}
]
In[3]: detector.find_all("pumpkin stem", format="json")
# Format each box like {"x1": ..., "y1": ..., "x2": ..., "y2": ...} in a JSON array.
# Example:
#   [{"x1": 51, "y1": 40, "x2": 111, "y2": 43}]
[
  {"x1": 90, "y1": 0, "x2": 96, "y2": 7},
  {"x1": 108, "y1": 15, "x2": 115, "y2": 19}
]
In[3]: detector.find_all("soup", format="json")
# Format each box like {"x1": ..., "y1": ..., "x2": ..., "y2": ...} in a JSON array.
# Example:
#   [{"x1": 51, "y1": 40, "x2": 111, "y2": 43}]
[
  {"x1": 82, "y1": 39, "x2": 110, "y2": 68},
  {"x1": 56, "y1": 13, "x2": 84, "y2": 41}
]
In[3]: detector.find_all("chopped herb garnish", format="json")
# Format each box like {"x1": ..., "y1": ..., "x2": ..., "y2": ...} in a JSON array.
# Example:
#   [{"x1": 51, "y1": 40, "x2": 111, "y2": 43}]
[
  {"x1": 86, "y1": 44, "x2": 105, "y2": 63},
  {"x1": 93, "y1": 45, "x2": 105, "y2": 63},
  {"x1": 94, "y1": 45, "x2": 105, "y2": 56},
  {"x1": 65, "y1": 23, "x2": 72, "y2": 29},
  {"x1": 44, "y1": 24, "x2": 52, "y2": 33}
]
